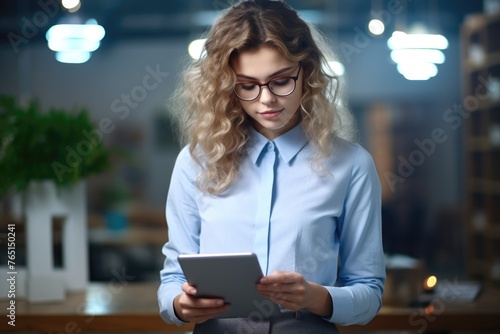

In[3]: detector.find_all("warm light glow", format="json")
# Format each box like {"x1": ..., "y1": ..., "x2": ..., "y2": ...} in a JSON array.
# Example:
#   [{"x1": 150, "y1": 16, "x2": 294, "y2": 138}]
[
  {"x1": 424, "y1": 275, "x2": 438, "y2": 289},
  {"x1": 387, "y1": 31, "x2": 448, "y2": 50},
  {"x1": 326, "y1": 60, "x2": 345, "y2": 76},
  {"x1": 368, "y1": 19, "x2": 385, "y2": 36},
  {"x1": 68, "y1": 2, "x2": 81, "y2": 13},
  {"x1": 62, "y1": 0, "x2": 80, "y2": 10},
  {"x1": 188, "y1": 38, "x2": 207, "y2": 60}
]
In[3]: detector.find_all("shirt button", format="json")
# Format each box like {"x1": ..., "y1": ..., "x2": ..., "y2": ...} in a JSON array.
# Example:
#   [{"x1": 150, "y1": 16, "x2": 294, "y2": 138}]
[{"x1": 267, "y1": 142, "x2": 274, "y2": 151}]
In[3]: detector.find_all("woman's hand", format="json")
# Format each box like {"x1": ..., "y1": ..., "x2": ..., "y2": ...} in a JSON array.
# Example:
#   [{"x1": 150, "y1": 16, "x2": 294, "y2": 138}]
[
  {"x1": 173, "y1": 282, "x2": 229, "y2": 323},
  {"x1": 256, "y1": 271, "x2": 333, "y2": 317}
]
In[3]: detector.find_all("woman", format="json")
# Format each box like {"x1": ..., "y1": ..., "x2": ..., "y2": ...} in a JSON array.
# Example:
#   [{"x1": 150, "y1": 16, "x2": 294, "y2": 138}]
[{"x1": 158, "y1": 0, "x2": 385, "y2": 332}]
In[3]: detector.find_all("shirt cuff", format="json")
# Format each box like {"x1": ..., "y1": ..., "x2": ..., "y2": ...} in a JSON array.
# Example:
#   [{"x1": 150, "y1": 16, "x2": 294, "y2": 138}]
[
  {"x1": 158, "y1": 284, "x2": 187, "y2": 326},
  {"x1": 324, "y1": 286, "x2": 354, "y2": 325}
]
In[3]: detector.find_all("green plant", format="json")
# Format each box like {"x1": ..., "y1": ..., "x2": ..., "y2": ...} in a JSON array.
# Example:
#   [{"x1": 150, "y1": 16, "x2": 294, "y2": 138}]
[{"x1": 0, "y1": 95, "x2": 113, "y2": 196}]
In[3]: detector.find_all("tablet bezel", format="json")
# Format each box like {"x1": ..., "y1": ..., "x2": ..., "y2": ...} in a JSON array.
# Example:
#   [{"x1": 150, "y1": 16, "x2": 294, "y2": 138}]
[{"x1": 177, "y1": 252, "x2": 281, "y2": 319}]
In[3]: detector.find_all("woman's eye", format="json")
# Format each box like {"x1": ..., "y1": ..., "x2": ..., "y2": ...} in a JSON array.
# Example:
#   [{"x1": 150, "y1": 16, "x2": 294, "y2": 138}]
[
  {"x1": 272, "y1": 78, "x2": 291, "y2": 86},
  {"x1": 240, "y1": 83, "x2": 256, "y2": 91}
]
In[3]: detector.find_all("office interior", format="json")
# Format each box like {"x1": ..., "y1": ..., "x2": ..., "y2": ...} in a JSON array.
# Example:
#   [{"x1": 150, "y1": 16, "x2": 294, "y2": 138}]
[{"x1": 0, "y1": 0, "x2": 499, "y2": 333}]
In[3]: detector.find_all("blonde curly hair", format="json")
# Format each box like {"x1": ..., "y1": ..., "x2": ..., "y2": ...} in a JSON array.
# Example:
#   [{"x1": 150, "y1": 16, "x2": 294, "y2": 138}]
[{"x1": 170, "y1": 0, "x2": 357, "y2": 195}]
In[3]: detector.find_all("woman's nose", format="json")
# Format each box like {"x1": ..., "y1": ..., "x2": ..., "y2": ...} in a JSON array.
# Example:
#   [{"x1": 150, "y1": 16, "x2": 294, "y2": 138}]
[{"x1": 259, "y1": 86, "x2": 276, "y2": 104}]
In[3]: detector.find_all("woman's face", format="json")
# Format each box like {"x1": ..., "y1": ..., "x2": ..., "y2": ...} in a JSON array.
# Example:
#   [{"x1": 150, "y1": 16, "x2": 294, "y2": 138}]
[{"x1": 231, "y1": 46, "x2": 303, "y2": 140}]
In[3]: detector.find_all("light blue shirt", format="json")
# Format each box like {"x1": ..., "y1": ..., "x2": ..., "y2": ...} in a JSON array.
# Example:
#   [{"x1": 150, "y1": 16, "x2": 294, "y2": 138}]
[{"x1": 158, "y1": 124, "x2": 385, "y2": 326}]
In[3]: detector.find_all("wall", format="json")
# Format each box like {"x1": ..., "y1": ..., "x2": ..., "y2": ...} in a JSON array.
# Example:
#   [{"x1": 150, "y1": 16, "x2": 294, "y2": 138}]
[
  {"x1": 1, "y1": 39, "x2": 188, "y2": 208},
  {"x1": 0, "y1": 32, "x2": 466, "y2": 274}
]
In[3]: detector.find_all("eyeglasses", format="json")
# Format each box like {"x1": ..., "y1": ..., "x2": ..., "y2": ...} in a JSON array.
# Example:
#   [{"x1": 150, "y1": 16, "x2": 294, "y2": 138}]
[{"x1": 234, "y1": 64, "x2": 301, "y2": 101}]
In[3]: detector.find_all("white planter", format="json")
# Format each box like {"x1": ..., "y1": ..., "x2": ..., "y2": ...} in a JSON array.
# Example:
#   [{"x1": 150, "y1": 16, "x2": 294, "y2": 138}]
[
  {"x1": 22, "y1": 180, "x2": 88, "y2": 302},
  {"x1": 10, "y1": 192, "x2": 23, "y2": 221}
]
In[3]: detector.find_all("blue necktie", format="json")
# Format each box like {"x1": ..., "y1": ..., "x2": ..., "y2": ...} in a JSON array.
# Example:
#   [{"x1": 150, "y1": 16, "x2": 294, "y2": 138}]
[{"x1": 254, "y1": 141, "x2": 277, "y2": 275}]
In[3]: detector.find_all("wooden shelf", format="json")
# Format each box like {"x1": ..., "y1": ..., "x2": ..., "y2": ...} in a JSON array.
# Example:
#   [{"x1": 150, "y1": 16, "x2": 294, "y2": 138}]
[
  {"x1": 463, "y1": 51, "x2": 500, "y2": 72},
  {"x1": 462, "y1": 12, "x2": 500, "y2": 35},
  {"x1": 478, "y1": 98, "x2": 500, "y2": 110},
  {"x1": 463, "y1": 12, "x2": 500, "y2": 283},
  {"x1": 467, "y1": 259, "x2": 489, "y2": 275},
  {"x1": 486, "y1": 225, "x2": 500, "y2": 239},
  {"x1": 485, "y1": 181, "x2": 500, "y2": 194},
  {"x1": 89, "y1": 227, "x2": 167, "y2": 247},
  {"x1": 0, "y1": 210, "x2": 168, "y2": 248},
  {"x1": 466, "y1": 137, "x2": 495, "y2": 151},
  {"x1": 467, "y1": 179, "x2": 500, "y2": 194}
]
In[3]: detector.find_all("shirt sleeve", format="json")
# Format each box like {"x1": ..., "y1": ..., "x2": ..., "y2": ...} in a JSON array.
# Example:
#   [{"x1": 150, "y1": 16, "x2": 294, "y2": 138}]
[
  {"x1": 157, "y1": 147, "x2": 201, "y2": 326},
  {"x1": 325, "y1": 145, "x2": 386, "y2": 325}
]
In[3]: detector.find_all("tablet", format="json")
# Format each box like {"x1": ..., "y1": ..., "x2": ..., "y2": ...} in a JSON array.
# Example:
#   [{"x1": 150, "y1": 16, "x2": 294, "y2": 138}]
[{"x1": 178, "y1": 252, "x2": 281, "y2": 319}]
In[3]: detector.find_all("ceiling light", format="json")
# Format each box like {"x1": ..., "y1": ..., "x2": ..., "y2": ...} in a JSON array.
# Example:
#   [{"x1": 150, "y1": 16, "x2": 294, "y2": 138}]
[
  {"x1": 188, "y1": 39, "x2": 207, "y2": 60},
  {"x1": 326, "y1": 60, "x2": 345, "y2": 76},
  {"x1": 390, "y1": 49, "x2": 445, "y2": 64},
  {"x1": 46, "y1": 19, "x2": 105, "y2": 64},
  {"x1": 62, "y1": 0, "x2": 80, "y2": 10},
  {"x1": 48, "y1": 38, "x2": 100, "y2": 52},
  {"x1": 368, "y1": 19, "x2": 385, "y2": 36},
  {"x1": 387, "y1": 28, "x2": 448, "y2": 81},
  {"x1": 67, "y1": 2, "x2": 81, "y2": 13},
  {"x1": 387, "y1": 31, "x2": 448, "y2": 50},
  {"x1": 397, "y1": 62, "x2": 438, "y2": 81},
  {"x1": 46, "y1": 21, "x2": 105, "y2": 42},
  {"x1": 55, "y1": 51, "x2": 91, "y2": 64}
]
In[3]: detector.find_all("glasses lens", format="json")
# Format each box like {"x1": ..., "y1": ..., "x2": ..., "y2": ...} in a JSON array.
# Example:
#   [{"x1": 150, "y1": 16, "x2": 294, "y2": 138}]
[
  {"x1": 269, "y1": 78, "x2": 295, "y2": 96},
  {"x1": 235, "y1": 83, "x2": 260, "y2": 100},
  {"x1": 234, "y1": 76, "x2": 297, "y2": 100}
]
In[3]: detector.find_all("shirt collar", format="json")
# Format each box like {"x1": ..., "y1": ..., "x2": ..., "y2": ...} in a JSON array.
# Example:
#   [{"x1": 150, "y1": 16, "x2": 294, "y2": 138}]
[{"x1": 247, "y1": 123, "x2": 309, "y2": 165}]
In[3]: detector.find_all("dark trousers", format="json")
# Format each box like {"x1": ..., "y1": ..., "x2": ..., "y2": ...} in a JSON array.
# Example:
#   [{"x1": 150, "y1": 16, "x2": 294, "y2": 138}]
[{"x1": 193, "y1": 310, "x2": 339, "y2": 334}]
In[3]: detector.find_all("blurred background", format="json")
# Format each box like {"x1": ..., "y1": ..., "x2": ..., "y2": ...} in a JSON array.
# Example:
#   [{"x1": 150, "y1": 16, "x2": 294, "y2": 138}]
[{"x1": 0, "y1": 0, "x2": 498, "y2": 294}]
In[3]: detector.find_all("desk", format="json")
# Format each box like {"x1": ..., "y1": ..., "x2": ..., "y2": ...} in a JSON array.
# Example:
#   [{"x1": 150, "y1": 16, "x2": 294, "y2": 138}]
[{"x1": 1, "y1": 282, "x2": 499, "y2": 333}]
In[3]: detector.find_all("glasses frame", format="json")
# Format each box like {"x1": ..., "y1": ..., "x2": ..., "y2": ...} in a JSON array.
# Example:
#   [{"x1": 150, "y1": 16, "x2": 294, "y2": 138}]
[{"x1": 234, "y1": 64, "x2": 302, "y2": 101}]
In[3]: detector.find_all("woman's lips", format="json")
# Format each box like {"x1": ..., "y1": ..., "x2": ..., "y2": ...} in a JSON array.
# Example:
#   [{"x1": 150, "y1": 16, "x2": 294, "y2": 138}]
[{"x1": 259, "y1": 108, "x2": 283, "y2": 120}]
